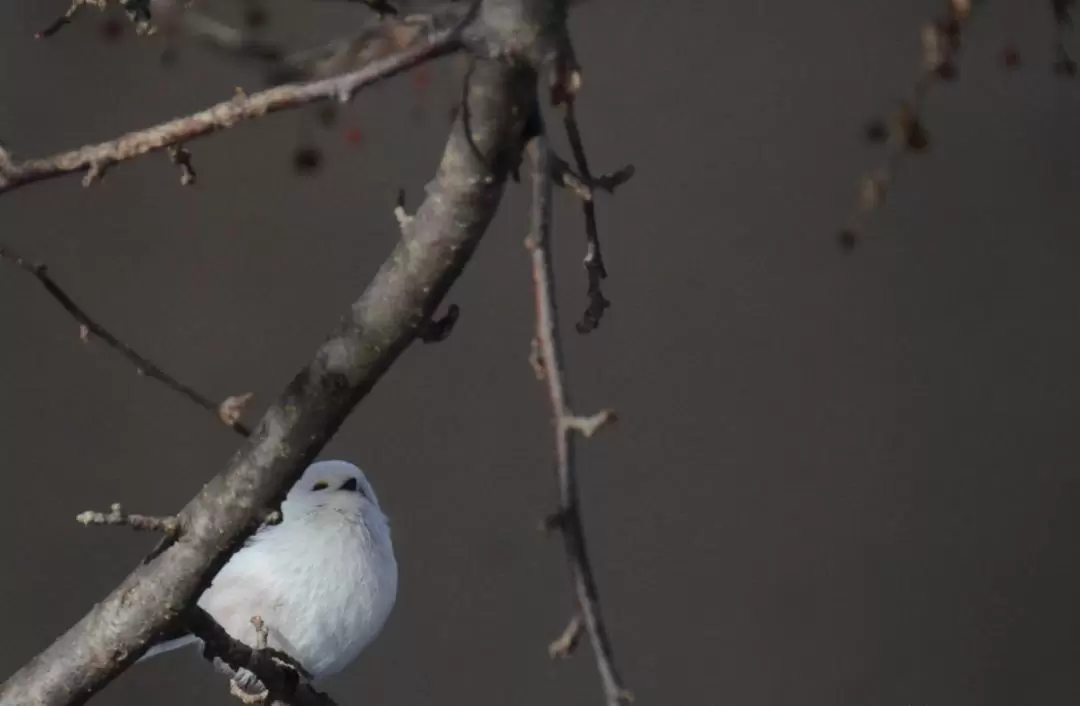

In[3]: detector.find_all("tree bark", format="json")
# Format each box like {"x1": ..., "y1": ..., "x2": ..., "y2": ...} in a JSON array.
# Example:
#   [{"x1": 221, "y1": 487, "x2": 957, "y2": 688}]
[{"x1": 0, "y1": 54, "x2": 536, "y2": 706}]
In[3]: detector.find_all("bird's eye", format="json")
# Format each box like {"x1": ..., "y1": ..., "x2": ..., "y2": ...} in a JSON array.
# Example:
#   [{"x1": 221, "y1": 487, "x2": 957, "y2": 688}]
[
  {"x1": 339, "y1": 477, "x2": 361, "y2": 494},
  {"x1": 312, "y1": 480, "x2": 329, "y2": 491}
]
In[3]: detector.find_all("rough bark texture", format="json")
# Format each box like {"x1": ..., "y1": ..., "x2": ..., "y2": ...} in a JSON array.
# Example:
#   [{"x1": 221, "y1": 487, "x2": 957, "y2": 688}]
[{"x1": 0, "y1": 51, "x2": 535, "y2": 706}]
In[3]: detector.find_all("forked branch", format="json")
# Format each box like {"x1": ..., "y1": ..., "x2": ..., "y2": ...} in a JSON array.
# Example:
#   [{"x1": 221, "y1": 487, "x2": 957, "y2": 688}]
[{"x1": 527, "y1": 134, "x2": 631, "y2": 706}]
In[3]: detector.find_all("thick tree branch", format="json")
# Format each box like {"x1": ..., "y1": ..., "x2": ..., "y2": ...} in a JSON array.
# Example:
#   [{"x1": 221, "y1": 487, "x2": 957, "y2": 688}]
[
  {"x1": 527, "y1": 135, "x2": 630, "y2": 706},
  {"x1": 0, "y1": 243, "x2": 252, "y2": 437},
  {"x1": 0, "y1": 14, "x2": 467, "y2": 196},
  {"x1": 0, "y1": 48, "x2": 535, "y2": 706}
]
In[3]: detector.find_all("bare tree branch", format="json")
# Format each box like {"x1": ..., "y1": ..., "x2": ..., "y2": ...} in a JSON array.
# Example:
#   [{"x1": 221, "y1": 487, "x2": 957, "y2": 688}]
[
  {"x1": 0, "y1": 243, "x2": 252, "y2": 437},
  {"x1": 0, "y1": 12, "x2": 468, "y2": 196},
  {"x1": 527, "y1": 134, "x2": 631, "y2": 706},
  {"x1": 560, "y1": 101, "x2": 628, "y2": 334},
  {"x1": 0, "y1": 20, "x2": 536, "y2": 706}
]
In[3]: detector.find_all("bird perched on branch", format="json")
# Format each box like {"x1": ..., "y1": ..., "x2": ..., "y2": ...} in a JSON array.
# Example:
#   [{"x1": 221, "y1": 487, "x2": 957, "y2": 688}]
[{"x1": 140, "y1": 460, "x2": 398, "y2": 690}]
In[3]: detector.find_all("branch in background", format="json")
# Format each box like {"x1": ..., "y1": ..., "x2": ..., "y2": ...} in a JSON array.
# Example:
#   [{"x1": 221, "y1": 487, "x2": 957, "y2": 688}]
[
  {"x1": 0, "y1": 13, "x2": 467, "y2": 196},
  {"x1": 838, "y1": 0, "x2": 977, "y2": 250},
  {"x1": 177, "y1": 10, "x2": 287, "y2": 64},
  {"x1": 0, "y1": 243, "x2": 253, "y2": 437},
  {"x1": 0, "y1": 38, "x2": 535, "y2": 706},
  {"x1": 559, "y1": 100, "x2": 633, "y2": 334},
  {"x1": 527, "y1": 134, "x2": 631, "y2": 706}
]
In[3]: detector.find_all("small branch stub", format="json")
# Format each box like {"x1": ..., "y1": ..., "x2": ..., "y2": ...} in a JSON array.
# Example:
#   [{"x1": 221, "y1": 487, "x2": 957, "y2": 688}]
[
  {"x1": 549, "y1": 614, "x2": 583, "y2": 659},
  {"x1": 394, "y1": 188, "x2": 414, "y2": 232},
  {"x1": 417, "y1": 304, "x2": 460, "y2": 343},
  {"x1": 168, "y1": 145, "x2": 197, "y2": 186},
  {"x1": 76, "y1": 504, "x2": 179, "y2": 534},
  {"x1": 563, "y1": 408, "x2": 617, "y2": 438},
  {"x1": 219, "y1": 393, "x2": 255, "y2": 429}
]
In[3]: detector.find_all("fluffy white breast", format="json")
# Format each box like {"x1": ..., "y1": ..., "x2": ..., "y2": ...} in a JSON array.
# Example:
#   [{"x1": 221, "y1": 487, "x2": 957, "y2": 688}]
[{"x1": 198, "y1": 489, "x2": 397, "y2": 680}]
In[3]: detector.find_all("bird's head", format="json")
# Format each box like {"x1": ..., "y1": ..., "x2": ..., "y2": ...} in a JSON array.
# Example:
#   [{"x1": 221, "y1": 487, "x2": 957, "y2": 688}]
[{"x1": 284, "y1": 460, "x2": 383, "y2": 518}]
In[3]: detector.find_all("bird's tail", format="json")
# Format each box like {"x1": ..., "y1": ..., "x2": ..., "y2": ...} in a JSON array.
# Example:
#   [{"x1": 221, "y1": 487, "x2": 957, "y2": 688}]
[{"x1": 136, "y1": 634, "x2": 201, "y2": 663}]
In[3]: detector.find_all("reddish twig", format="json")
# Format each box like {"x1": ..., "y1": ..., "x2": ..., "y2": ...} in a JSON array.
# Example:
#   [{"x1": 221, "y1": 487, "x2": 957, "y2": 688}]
[{"x1": 527, "y1": 133, "x2": 631, "y2": 706}]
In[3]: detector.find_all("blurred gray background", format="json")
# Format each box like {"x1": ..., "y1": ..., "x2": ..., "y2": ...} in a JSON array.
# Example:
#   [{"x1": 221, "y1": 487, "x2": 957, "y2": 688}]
[{"x1": 3, "y1": 1, "x2": 1080, "y2": 705}]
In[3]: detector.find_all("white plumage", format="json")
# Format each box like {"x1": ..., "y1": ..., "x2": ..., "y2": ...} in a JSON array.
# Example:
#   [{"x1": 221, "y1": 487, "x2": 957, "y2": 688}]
[{"x1": 142, "y1": 460, "x2": 398, "y2": 682}]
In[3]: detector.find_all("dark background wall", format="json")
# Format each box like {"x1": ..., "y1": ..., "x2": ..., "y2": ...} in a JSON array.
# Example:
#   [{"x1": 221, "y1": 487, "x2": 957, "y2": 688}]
[{"x1": 3, "y1": 1, "x2": 1080, "y2": 705}]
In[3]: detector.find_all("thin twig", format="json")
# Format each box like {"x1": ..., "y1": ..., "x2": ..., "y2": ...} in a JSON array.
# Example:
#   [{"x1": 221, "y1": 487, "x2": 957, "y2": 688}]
[
  {"x1": 0, "y1": 18, "x2": 467, "y2": 195},
  {"x1": 76, "y1": 503, "x2": 180, "y2": 534},
  {"x1": 561, "y1": 101, "x2": 621, "y2": 334},
  {"x1": 417, "y1": 304, "x2": 461, "y2": 343},
  {"x1": 527, "y1": 134, "x2": 631, "y2": 706},
  {"x1": 0, "y1": 244, "x2": 252, "y2": 436}
]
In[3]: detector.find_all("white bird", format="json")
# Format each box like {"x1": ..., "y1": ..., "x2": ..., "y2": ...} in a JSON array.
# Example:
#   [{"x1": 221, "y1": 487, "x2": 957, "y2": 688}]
[{"x1": 141, "y1": 460, "x2": 398, "y2": 685}]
